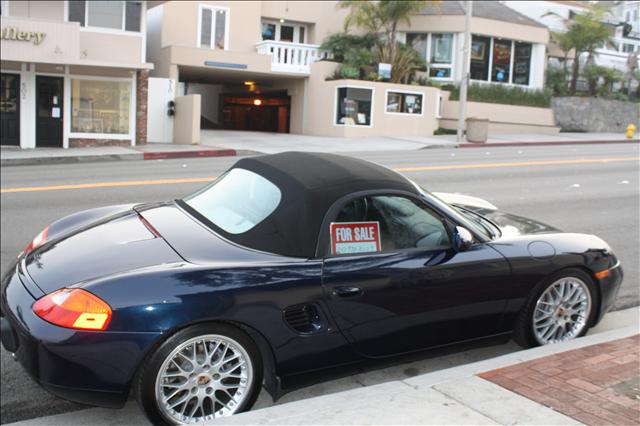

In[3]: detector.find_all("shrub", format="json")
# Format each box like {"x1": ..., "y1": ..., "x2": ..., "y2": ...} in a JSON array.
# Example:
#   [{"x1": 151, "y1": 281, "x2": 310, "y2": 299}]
[
  {"x1": 447, "y1": 83, "x2": 552, "y2": 108},
  {"x1": 433, "y1": 128, "x2": 458, "y2": 135},
  {"x1": 546, "y1": 67, "x2": 569, "y2": 96}
]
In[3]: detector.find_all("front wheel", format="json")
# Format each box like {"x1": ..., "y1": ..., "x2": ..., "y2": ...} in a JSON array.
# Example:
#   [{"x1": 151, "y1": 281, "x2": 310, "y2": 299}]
[
  {"x1": 513, "y1": 268, "x2": 597, "y2": 348},
  {"x1": 136, "y1": 323, "x2": 263, "y2": 425}
]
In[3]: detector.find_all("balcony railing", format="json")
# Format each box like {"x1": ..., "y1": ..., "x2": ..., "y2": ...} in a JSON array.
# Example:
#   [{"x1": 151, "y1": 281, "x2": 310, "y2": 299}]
[{"x1": 256, "y1": 40, "x2": 332, "y2": 74}]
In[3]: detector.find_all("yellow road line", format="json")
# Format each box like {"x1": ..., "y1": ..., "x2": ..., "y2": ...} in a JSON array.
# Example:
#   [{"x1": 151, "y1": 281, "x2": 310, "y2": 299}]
[
  {"x1": 1, "y1": 156, "x2": 638, "y2": 194},
  {"x1": 0, "y1": 177, "x2": 214, "y2": 193},
  {"x1": 394, "y1": 156, "x2": 640, "y2": 172}
]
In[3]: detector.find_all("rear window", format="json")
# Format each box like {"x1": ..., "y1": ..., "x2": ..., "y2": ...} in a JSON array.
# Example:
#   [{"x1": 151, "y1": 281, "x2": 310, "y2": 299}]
[{"x1": 183, "y1": 168, "x2": 281, "y2": 234}]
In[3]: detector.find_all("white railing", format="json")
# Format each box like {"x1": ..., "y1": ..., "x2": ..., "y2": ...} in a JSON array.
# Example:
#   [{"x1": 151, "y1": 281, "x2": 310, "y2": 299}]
[{"x1": 256, "y1": 40, "x2": 332, "y2": 74}]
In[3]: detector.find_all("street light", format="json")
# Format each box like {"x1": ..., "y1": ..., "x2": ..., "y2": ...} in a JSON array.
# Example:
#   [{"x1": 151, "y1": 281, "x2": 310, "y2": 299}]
[{"x1": 457, "y1": 1, "x2": 473, "y2": 143}]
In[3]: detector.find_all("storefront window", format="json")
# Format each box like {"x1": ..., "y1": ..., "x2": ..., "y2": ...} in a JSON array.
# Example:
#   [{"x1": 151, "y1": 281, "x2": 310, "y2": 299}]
[
  {"x1": 513, "y1": 42, "x2": 532, "y2": 85},
  {"x1": 71, "y1": 79, "x2": 131, "y2": 135},
  {"x1": 386, "y1": 91, "x2": 423, "y2": 115},
  {"x1": 470, "y1": 36, "x2": 490, "y2": 81},
  {"x1": 336, "y1": 87, "x2": 372, "y2": 126},
  {"x1": 492, "y1": 39, "x2": 511, "y2": 83}
]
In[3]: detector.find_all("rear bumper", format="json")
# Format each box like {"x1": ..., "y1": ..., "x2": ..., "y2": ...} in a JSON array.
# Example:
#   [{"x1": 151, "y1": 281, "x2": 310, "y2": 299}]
[
  {"x1": 0, "y1": 261, "x2": 162, "y2": 409},
  {"x1": 594, "y1": 262, "x2": 623, "y2": 324}
]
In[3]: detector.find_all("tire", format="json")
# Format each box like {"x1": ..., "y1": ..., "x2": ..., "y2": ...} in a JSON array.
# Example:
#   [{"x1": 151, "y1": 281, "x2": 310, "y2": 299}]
[
  {"x1": 513, "y1": 268, "x2": 598, "y2": 348},
  {"x1": 135, "y1": 323, "x2": 263, "y2": 425}
]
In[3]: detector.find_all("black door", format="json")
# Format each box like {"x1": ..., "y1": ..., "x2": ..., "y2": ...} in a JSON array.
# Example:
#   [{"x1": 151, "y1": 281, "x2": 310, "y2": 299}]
[
  {"x1": 36, "y1": 76, "x2": 64, "y2": 147},
  {"x1": 322, "y1": 194, "x2": 512, "y2": 358},
  {"x1": 0, "y1": 73, "x2": 20, "y2": 146}
]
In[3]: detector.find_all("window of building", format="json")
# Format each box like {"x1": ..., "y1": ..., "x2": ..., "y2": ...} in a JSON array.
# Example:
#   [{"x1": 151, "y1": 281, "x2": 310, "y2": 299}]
[
  {"x1": 471, "y1": 35, "x2": 532, "y2": 86},
  {"x1": 492, "y1": 39, "x2": 511, "y2": 83},
  {"x1": 67, "y1": 1, "x2": 142, "y2": 32},
  {"x1": 0, "y1": 0, "x2": 9, "y2": 17},
  {"x1": 70, "y1": 79, "x2": 131, "y2": 135},
  {"x1": 331, "y1": 195, "x2": 450, "y2": 255},
  {"x1": 513, "y1": 42, "x2": 532, "y2": 86},
  {"x1": 199, "y1": 5, "x2": 228, "y2": 49},
  {"x1": 406, "y1": 32, "x2": 454, "y2": 80},
  {"x1": 261, "y1": 20, "x2": 307, "y2": 43},
  {"x1": 386, "y1": 91, "x2": 423, "y2": 115},
  {"x1": 407, "y1": 33, "x2": 428, "y2": 60},
  {"x1": 623, "y1": 43, "x2": 635, "y2": 53},
  {"x1": 335, "y1": 87, "x2": 373, "y2": 126},
  {"x1": 470, "y1": 35, "x2": 490, "y2": 81}
]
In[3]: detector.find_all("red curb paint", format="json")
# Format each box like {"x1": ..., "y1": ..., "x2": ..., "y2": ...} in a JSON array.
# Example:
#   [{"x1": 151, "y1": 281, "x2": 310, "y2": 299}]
[
  {"x1": 459, "y1": 139, "x2": 640, "y2": 148},
  {"x1": 143, "y1": 149, "x2": 237, "y2": 160}
]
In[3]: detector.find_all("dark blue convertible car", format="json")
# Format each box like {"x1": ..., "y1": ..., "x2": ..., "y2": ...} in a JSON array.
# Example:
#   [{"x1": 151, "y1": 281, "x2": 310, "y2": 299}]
[{"x1": 1, "y1": 152, "x2": 623, "y2": 425}]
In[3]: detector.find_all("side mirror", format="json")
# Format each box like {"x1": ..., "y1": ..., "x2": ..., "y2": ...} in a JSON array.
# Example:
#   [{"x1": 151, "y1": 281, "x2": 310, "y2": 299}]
[{"x1": 454, "y1": 226, "x2": 474, "y2": 252}]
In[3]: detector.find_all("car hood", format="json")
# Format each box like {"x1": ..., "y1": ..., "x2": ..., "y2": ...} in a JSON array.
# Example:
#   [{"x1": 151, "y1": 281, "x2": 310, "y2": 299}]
[{"x1": 24, "y1": 209, "x2": 182, "y2": 294}]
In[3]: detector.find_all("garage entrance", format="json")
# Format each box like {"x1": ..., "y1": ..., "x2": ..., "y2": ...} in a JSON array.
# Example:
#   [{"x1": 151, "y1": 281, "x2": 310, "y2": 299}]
[{"x1": 222, "y1": 94, "x2": 290, "y2": 133}]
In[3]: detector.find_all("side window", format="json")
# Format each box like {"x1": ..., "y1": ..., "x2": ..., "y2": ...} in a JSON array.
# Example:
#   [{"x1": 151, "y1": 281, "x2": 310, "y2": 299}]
[{"x1": 331, "y1": 195, "x2": 450, "y2": 255}]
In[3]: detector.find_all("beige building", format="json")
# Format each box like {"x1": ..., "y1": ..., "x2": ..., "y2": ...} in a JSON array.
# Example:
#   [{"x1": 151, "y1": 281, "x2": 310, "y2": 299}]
[
  {"x1": 1, "y1": 0, "x2": 152, "y2": 148},
  {"x1": 145, "y1": 0, "x2": 554, "y2": 141},
  {"x1": 1, "y1": 1, "x2": 557, "y2": 149}
]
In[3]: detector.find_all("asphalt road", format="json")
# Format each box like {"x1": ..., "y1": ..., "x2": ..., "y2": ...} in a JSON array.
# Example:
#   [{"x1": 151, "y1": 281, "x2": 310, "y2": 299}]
[{"x1": 1, "y1": 143, "x2": 638, "y2": 424}]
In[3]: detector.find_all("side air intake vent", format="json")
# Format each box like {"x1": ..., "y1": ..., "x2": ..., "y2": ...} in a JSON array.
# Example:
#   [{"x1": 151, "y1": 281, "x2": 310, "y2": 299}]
[{"x1": 284, "y1": 304, "x2": 324, "y2": 334}]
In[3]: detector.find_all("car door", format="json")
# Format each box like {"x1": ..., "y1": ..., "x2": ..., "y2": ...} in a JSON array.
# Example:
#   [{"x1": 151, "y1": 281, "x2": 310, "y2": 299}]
[{"x1": 321, "y1": 194, "x2": 512, "y2": 358}]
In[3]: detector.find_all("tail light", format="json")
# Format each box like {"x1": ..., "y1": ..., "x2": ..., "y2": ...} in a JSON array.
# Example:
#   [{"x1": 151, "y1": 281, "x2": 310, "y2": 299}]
[
  {"x1": 33, "y1": 288, "x2": 112, "y2": 331},
  {"x1": 23, "y1": 226, "x2": 50, "y2": 255}
]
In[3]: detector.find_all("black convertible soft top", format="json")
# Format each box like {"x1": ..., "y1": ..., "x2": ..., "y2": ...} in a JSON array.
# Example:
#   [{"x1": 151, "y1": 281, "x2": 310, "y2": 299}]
[{"x1": 222, "y1": 152, "x2": 419, "y2": 258}]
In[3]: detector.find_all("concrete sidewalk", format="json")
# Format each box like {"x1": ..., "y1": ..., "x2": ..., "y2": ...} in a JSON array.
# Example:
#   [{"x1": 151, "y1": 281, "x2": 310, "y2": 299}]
[
  {"x1": 6, "y1": 308, "x2": 638, "y2": 426},
  {"x1": 2, "y1": 131, "x2": 637, "y2": 167}
]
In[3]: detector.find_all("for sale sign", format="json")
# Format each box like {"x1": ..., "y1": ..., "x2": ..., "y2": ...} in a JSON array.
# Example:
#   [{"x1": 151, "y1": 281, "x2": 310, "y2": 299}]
[{"x1": 330, "y1": 222, "x2": 381, "y2": 255}]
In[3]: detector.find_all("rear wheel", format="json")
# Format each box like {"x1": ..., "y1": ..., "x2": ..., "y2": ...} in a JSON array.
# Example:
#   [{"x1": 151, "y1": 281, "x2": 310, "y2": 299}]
[
  {"x1": 136, "y1": 323, "x2": 263, "y2": 425},
  {"x1": 513, "y1": 269, "x2": 597, "y2": 348}
]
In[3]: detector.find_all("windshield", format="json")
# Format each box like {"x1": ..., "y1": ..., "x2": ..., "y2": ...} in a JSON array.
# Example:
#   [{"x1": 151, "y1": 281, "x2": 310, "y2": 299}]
[
  {"x1": 183, "y1": 168, "x2": 281, "y2": 234},
  {"x1": 409, "y1": 180, "x2": 492, "y2": 241},
  {"x1": 455, "y1": 206, "x2": 502, "y2": 239}
]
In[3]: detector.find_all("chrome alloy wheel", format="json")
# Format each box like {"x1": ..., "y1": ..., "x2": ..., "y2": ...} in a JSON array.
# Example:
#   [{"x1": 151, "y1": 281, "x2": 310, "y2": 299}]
[
  {"x1": 533, "y1": 277, "x2": 592, "y2": 345},
  {"x1": 155, "y1": 334, "x2": 253, "y2": 424}
]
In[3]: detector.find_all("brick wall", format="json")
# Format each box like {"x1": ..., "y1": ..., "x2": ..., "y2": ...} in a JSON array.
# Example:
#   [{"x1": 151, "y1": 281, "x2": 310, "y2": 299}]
[
  {"x1": 136, "y1": 69, "x2": 149, "y2": 145},
  {"x1": 69, "y1": 139, "x2": 131, "y2": 148}
]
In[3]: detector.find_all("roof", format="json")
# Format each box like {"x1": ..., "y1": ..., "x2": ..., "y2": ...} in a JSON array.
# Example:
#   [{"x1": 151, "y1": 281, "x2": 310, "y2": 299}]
[
  {"x1": 417, "y1": 1, "x2": 547, "y2": 28},
  {"x1": 226, "y1": 152, "x2": 418, "y2": 258}
]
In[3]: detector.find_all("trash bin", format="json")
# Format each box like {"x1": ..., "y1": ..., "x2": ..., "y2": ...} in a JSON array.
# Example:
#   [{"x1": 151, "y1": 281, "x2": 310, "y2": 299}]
[{"x1": 466, "y1": 117, "x2": 489, "y2": 143}]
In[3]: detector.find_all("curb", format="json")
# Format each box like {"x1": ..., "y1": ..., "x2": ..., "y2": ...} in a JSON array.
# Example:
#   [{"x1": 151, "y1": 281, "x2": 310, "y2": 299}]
[
  {"x1": 142, "y1": 148, "x2": 237, "y2": 160},
  {"x1": 0, "y1": 148, "x2": 258, "y2": 167},
  {"x1": 0, "y1": 153, "x2": 143, "y2": 167},
  {"x1": 459, "y1": 139, "x2": 639, "y2": 148}
]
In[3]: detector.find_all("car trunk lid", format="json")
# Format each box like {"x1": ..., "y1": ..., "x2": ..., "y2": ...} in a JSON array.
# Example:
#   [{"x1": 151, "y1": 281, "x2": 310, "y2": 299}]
[{"x1": 24, "y1": 210, "x2": 182, "y2": 294}]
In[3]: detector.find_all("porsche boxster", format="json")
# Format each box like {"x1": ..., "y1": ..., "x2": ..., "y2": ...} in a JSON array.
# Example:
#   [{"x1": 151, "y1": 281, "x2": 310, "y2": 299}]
[{"x1": 1, "y1": 152, "x2": 622, "y2": 425}]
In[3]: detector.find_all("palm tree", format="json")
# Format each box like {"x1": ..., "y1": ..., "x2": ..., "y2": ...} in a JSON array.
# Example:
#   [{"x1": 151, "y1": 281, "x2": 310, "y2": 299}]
[
  {"x1": 545, "y1": 5, "x2": 616, "y2": 94},
  {"x1": 339, "y1": 0, "x2": 434, "y2": 83}
]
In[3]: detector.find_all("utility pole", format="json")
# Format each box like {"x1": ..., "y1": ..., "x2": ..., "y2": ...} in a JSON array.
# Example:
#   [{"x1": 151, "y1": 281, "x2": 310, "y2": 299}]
[{"x1": 457, "y1": 0, "x2": 473, "y2": 143}]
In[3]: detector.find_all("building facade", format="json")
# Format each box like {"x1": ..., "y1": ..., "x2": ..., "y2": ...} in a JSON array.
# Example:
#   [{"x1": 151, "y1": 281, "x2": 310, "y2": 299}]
[
  {"x1": 145, "y1": 0, "x2": 550, "y2": 140},
  {"x1": 0, "y1": 0, "x2": 152, "y2": 149},
  {"x1": 1, "y1": 1, "x2": 557, "y2": 148},
  {"x1": 503, "y1": 0, "x2": 640, "y2": 72}
]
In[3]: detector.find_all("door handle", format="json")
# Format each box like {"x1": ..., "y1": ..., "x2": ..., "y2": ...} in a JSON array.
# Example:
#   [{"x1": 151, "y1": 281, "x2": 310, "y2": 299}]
[{"x1": 332, "y1": 286, "x2": 363, "y2": 298}]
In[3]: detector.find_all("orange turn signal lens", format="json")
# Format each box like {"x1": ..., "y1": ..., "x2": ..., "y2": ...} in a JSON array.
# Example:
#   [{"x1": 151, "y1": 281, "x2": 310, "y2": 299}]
[
  {"x1": 594, "y1": 269, "x2": 611, "y2": 280},
  {"x1": 33, "y1": 288, "x2": 112, "y2": 331}
]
